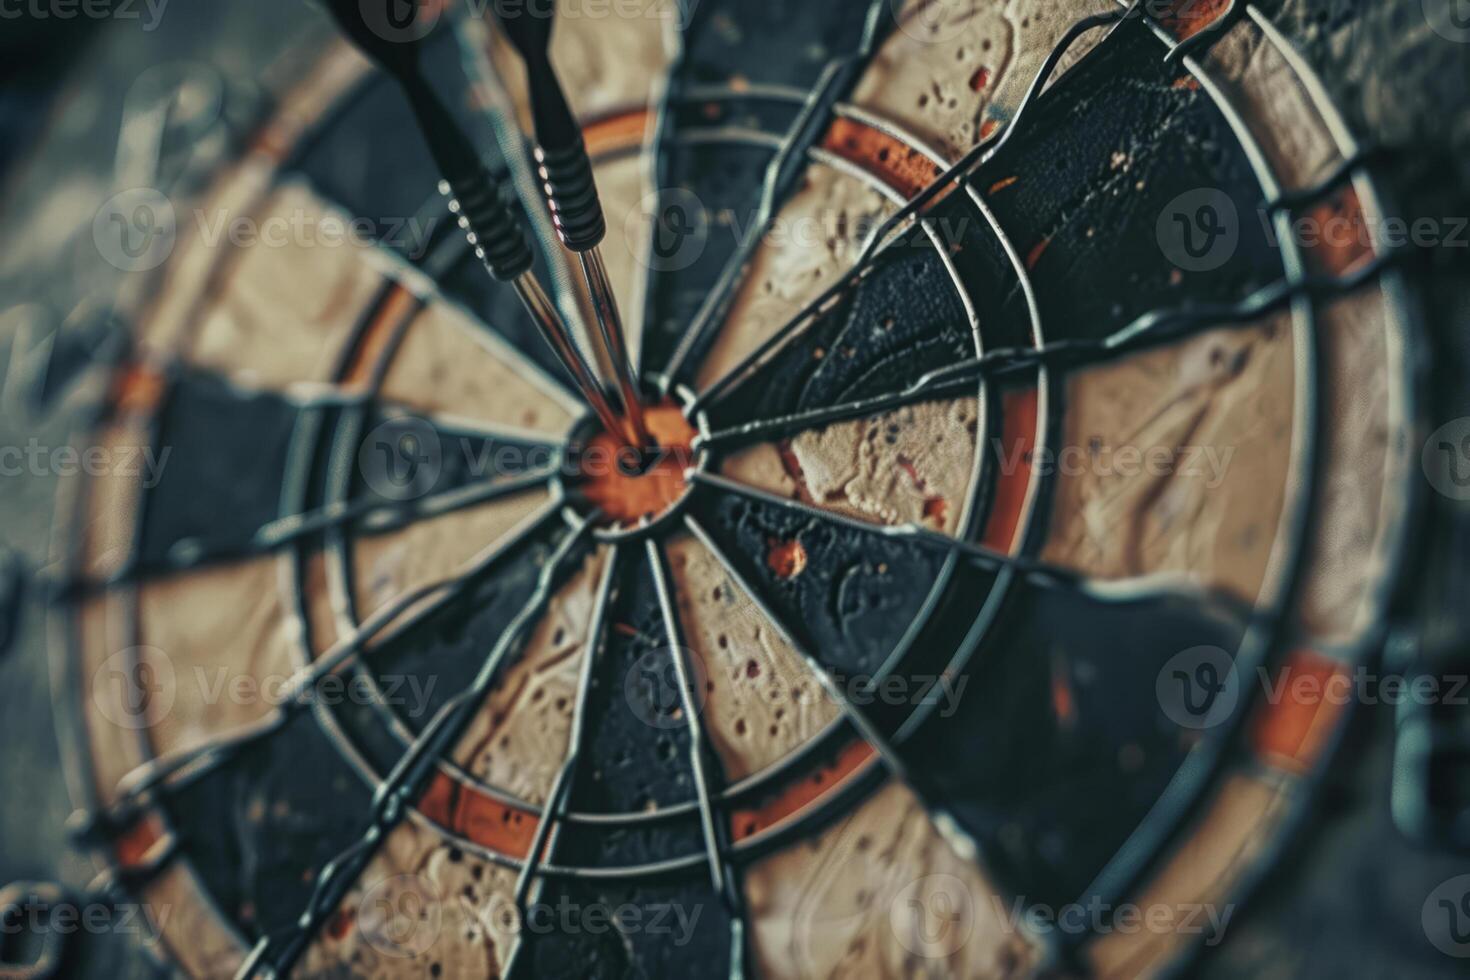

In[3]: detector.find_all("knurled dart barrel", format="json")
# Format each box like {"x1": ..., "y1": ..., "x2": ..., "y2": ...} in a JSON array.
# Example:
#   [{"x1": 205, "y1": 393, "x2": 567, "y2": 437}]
[
  {"x1": 535, "y1": 137, "x2": 606, "y2": 253},
  {"x1": 441, "y1": 173, "x2": 535, "y2": 281}
]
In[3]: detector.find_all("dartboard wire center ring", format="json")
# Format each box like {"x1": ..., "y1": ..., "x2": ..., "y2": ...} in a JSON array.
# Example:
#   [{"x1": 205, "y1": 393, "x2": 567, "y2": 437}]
[{"x1": 557, "y1": 381, "x2": 711, "y2": 542}]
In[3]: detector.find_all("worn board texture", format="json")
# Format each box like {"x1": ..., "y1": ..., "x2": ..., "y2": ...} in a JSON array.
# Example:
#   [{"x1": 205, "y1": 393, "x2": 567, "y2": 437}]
[{"x1": 1, "y1": 1, "x2": 1469, "y2": 977}]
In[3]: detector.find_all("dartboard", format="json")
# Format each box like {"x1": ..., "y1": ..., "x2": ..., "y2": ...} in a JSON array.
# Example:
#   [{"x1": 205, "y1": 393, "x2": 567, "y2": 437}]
[{"x1": 32, "y1": 1, "x2": 1429, "y2": 977}]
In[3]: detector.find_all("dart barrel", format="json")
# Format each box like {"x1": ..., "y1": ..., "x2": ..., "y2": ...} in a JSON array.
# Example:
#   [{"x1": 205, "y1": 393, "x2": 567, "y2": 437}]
[
  {"x1": 441, "y1": 172, "x2": 535, "y2": 281},
  {"x1": 534, "y1": 137, "x2": 606, "y2": 252}
]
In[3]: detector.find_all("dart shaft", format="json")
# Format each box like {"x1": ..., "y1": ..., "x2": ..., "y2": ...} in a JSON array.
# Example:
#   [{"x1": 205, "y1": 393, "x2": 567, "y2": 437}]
[
  {"x1": 323, "y1": 0, "x2": 648, "y2": 450},
  {"x1": 512, "y1": 274, "x2": 626, "y2": 439},
  {"x1": 578, "y1": 246, "x2": 650, "y2": 448},
  {"x1": 492, "y1": 5, "x2": 652, "y2": 448}
]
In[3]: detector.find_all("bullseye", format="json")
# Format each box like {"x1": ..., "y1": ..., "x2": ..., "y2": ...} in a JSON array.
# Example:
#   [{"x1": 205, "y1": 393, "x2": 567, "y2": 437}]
[{"x1": 573, "y1": 398, "x2": 701, "y2": 532}]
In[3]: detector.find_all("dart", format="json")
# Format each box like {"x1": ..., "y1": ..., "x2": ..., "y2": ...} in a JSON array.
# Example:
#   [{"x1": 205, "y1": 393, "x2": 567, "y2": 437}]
[
  {"x1": 488, "y1": 0, "x2": 653, "y2": 452},
  {"x1": 320, "y1": 0, "x2": 629, "y2": 444}
]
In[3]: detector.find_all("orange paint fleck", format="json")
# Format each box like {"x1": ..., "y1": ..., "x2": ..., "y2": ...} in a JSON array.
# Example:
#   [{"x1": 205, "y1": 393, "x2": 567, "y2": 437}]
[
  {"x1": 893, "y1": 455, "x2": 947, "y2": 526},
  {"x1": 579, "y1": 400, "x2": 697, "y2": 528},
  {"x1": 989, "y1": 176, "x2": 1019, "y2": 195},
  {"x1": 327, "y1": 908, "x2": 355, "y2": 941},
  {"x1": 895, "y1": 455, "x2": 926, "y2": 491},
  {"x1": 1051, "y1": 666, "x2": 1076, "y2": 726},
  {"x1": 766, "y1": 538, "x2": 808, "y2": 579},
  {"x1": 248, "y1": 125, "x2": 290, "y2": 162},
  {"x1": 776, "y1": 440, "x2": 810, "y2": 494},
  {"x1": 969, "y1": 66, "x2": 991, "y2": 92},
  {"x1": 1172, "y1": 76, "x2": 1201, "y2": 91},
  {"x1": 1025, "y1": 237, "x2": 1051, "y2": 270},
  {"x1": 111, "y1": 363, "x2": 166, "y2": 414},
  {"x1": 980, "y1": 118, "x2": 1000, "y2": 140}
]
